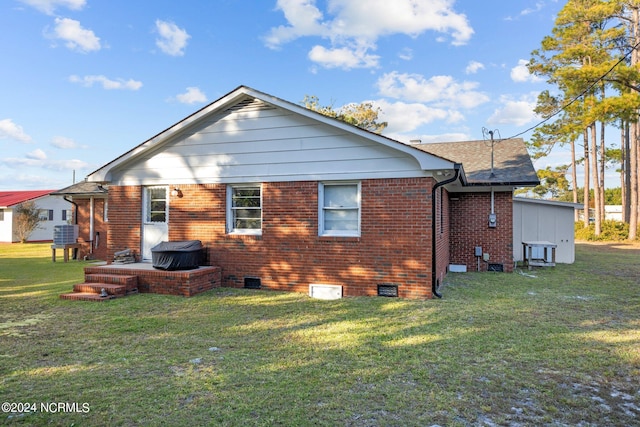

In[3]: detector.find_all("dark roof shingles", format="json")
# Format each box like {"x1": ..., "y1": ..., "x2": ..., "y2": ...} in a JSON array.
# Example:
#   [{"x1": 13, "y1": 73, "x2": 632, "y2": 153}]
[{"x1": 414, "y1": 138, "x2": 539, "y2": 185}]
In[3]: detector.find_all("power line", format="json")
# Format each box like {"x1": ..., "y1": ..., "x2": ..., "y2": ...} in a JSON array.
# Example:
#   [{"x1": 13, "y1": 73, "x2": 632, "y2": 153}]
[{"x1": 506, "y1": 40, "x2": 640, "y2": 140}]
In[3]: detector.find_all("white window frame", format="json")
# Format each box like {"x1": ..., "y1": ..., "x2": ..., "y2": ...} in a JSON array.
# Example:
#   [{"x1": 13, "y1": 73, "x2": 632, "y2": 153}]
[
  {"x1": 143, "y1": 186, "x2": 169, "y2": 224},
  {"x1": 227, "y1": 184, "x2": 262, "y2": 235},
  {"x1": 318, "y1": 181, "x2": 361, "y2": 237}
]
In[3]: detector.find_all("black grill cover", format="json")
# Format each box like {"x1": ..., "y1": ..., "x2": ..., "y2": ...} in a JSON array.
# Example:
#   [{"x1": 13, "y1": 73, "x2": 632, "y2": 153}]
[{"x1": 151, "y1": 240, "x2": 203, "y2": 270}]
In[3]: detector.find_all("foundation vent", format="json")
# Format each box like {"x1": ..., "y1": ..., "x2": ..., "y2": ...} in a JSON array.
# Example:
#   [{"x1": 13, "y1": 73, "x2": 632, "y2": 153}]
[
  {"x1": 244, "y1": 277, "x2": 261, "y2": 289},
  {"x1": 309, "y1": 284, "x2": 342, "y2": 300},
  {"x1": 488, "y1": 263, "x2": 504, "y2": 272},
  {"x1": 377, "y1": 284, "x2": 399, "y2": 297}
]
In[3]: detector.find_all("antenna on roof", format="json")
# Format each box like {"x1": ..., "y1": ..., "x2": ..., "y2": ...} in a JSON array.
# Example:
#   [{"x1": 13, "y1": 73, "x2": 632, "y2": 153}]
[{"x1": 482, "y1": 127, "x2": 501, "y2": 177}]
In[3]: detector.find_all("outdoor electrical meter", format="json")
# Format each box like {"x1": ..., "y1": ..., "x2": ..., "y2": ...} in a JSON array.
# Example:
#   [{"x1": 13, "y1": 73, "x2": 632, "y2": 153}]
[{"x1": 488, "y1": 213, "x2": 497, "y2": 228}]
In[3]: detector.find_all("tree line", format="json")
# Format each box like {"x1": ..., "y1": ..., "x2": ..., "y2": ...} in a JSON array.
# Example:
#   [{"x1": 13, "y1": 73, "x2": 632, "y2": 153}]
[{"x1": 527, "y1": 0, "x2": 640, "y2": 240}]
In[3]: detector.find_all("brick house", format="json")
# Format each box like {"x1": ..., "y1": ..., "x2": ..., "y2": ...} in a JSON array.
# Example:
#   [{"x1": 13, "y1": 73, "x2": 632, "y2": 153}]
[{"x1": 58, "y1": 86, "x2": 538, "y2": 299}]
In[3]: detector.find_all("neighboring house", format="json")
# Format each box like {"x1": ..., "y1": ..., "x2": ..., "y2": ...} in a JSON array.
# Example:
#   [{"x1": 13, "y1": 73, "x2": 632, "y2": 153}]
[
  {"x1": 604, "y1": 205, "x2": 623, "y2": 222},
  {"x1": 61, "y1": 85, "x2": 539, "y2": 298},
  {"x1": 0, "y1": 190, "x2": 71, "y2": 242}
]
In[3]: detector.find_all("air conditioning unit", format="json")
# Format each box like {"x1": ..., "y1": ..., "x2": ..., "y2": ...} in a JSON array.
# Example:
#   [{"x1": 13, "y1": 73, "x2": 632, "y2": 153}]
[
  {"x1": 53, "y1": 225, "x2": 78, "y2": 245},
  {"x1": 309, "y1": 284, "x2": 342, "y2": 300}
]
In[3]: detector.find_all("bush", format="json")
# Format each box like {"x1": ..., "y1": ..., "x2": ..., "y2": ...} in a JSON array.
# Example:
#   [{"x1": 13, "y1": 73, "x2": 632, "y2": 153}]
[{"x1": 575, "y1": 220, "x2": 632, "y2": 241}]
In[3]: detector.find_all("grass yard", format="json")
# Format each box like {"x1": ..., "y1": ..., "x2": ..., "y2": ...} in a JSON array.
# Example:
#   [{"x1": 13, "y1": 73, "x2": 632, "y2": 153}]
[{"x1": 0, "y1": 242, "x2": 639, "y2": 426}]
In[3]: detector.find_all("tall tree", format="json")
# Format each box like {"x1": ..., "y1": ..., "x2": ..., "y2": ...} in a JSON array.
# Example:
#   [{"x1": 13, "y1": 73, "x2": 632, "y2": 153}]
[
  {"x1": 302, "y1": 95, "x2": 388, "y2": 134},
  {"x1": 529, "y1": 0, "x2": 640, "y2": 239}
]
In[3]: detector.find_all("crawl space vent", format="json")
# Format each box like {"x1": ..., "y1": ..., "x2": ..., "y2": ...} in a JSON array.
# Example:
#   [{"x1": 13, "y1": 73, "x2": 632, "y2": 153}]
[
  {"x1": 488, "y1": 263, "x2": 504, "y2": 272},
  {"x1": 244, "y1": 277, "x2": 261, "y2": 289},
  {"x1": 377, "y1": 284, "x2": 399, "y2": 297},
  {"x1": 309, "y1": 284, "x2": 342, "y2": 300}
]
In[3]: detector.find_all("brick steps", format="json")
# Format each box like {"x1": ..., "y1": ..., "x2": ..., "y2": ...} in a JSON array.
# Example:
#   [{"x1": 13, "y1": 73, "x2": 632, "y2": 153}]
[{"x1": 60, "y1": 273, "x2": 138, "y2": 302}]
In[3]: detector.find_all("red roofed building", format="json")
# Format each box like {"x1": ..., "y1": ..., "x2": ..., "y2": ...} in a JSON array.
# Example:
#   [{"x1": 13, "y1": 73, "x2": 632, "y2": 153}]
[{"x1": 0, "y1": 190, "x2": 72, "y2": 242}]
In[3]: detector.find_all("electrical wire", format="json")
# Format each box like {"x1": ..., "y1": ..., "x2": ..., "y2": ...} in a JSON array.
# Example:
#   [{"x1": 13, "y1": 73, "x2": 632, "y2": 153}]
[{"x1": 505, "y1": 40, "x2": 640, "y2": 140}]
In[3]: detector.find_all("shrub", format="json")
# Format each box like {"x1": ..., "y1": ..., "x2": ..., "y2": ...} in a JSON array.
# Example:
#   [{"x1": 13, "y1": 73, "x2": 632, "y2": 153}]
[{"x1": 575, "y1": 220, "x2": 631, "y2": 241}]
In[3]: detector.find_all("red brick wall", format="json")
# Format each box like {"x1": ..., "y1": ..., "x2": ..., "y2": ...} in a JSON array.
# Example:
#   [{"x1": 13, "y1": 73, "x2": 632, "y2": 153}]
[
  {"x1": 449, "y1": 191, "x2": 513, "y2": 272},
  {"x1": 107, "y1": 186, "x2": 143, "y2": 262},
  {"x1": 435, "y1": 187, "x2": 451, "y2": 287},
  {"x1": 74, "y1": 197, "x2": 108, "y2": 261},
  {"x1": 106, "y1": 178, "x2": 438, "y2": 298}
]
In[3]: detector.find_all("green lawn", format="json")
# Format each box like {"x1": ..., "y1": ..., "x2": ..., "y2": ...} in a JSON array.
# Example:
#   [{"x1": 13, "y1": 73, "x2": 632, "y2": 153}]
[{"x1": 1, "y1": 242, "x2": 638, "y2": 426}]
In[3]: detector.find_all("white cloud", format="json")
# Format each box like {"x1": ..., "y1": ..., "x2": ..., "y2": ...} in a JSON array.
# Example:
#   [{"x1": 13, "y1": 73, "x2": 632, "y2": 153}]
[
  {"x1": 0, "y1": 119, "x2": 32, "y2": 143},
  {"x1": 51, "y1": 17, "x2": 101, "y2": 53},
  {"x1": 51, "y1": 136, "x2": 79, "y2": 149},
  {"x1": 265, "y1": 0, "x2": 473, "y2": 69},
  {"x1": 511, "y1": 59, "x2": 543, "y2": 83},
  {"x1": 175, "y1": 87, "x2": 208, "y2": 104},
  {"x1": 26, "y1": 148, "x2": 47, "y2": 160},
  {"x1": 18, "y1": 0, "x2": 85, "y2": 15},
  {"x1": 374, "y1": 99, "x2": 463, "y2": 134},
  {"x1": 155, "y1": 20, "x2": 190, "y2": 56},
  {"x1": 1, "y1": 155, "x2": 88, "y2": 171},
  {"x1": 308, "y1": 45, "x2": 379, "y2": 69},
  {"x1": 376, "y1": 71, "x2": 490, "y2": 109},
  {"x1": 398, "y1": 47, "x2": 413, "y2": 61},
  {"x1": 487, "y1": 93, "x2": 539, "y2": 126},
  {"x1": 465, "y1": 60, "x2": 485, "y2": 74},
  {"x1": 69, "y1": 75, "x2": 143, "y2": 90}
]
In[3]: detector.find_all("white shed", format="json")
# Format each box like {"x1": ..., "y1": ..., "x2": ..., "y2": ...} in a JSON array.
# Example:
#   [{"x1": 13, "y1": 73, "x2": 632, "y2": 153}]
[{"x1": 513, "y1": 197, "x2": 582, "y2": 264}]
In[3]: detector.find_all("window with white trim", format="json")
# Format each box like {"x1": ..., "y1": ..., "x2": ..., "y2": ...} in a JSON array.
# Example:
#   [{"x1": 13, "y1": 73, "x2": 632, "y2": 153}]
[
  {"x1": 0, "y1": 209, "x2": 4, "y2": 221},
  {"x1": 227, "y1": 185, "x2": 262, "y2": 234},
  {"x1": 39, "y1": 209, "x2": 54, "y2": 221},
  {"x1": 319, "y1": 182, "x2": 361, "y2": 236},
  {"x1": 144, "y1": 187, "x2": 167, "y2": 223}
]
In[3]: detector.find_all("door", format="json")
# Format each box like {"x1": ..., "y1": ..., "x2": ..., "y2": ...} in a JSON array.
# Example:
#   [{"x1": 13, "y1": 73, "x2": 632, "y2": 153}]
[{"x1": 142, "y1": 186, "x2": 169, "y2": 261}]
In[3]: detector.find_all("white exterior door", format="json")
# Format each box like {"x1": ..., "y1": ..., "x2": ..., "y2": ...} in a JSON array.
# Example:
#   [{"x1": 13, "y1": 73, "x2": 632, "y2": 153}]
[{"x1": 142, "y1": 186, "x2": 169, "y2": 261}]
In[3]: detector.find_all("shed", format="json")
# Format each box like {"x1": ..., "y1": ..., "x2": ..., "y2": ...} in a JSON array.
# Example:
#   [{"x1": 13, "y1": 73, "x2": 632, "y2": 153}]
[{"x1": 513, "y1": 197, "x2": 582, "y2": 264}]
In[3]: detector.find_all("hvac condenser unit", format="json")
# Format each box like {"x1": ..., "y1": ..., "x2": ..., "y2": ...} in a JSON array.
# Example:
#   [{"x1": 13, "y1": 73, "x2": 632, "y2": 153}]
[{"x1": 53, "y1": 225, "x2": 78, "y2": 245}]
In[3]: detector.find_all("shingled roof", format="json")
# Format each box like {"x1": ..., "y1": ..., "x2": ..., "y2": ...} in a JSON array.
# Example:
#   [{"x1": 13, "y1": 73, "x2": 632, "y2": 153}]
[
  {"x1": 51, "y1": 181, "x2": 109, "y2": 197},
  {"x1": 413, "y1": 138, "x2": 539, "y2": 186}
]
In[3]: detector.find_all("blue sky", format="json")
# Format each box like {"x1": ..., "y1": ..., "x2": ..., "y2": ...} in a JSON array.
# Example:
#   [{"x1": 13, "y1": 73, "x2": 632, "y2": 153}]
[{"x1": 0, "y1": 0, "x2": 568, "y2": 190}]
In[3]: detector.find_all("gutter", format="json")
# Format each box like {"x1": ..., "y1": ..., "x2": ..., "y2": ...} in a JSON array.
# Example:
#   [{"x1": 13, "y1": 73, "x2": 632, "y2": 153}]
[{"x1": 431, "y1": 164, "x2": 462, "y2": 299}]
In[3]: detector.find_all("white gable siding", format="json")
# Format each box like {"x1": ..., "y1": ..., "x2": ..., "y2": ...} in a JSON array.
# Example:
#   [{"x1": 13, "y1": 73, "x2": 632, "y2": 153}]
[{"x1": 108, "y1": 101, "x2": 432, "y2": 185}]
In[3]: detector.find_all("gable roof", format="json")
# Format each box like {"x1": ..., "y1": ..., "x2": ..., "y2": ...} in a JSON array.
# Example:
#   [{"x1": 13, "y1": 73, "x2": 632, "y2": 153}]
[
  {"x1": 413, "y1": 139, "x2": 539, "y2": 186},
  {"x1": 0, "y1": 190, "x2": 56, "y2": 208},
  {"x1": 86, "y1": 85, "x2": 457, "y2": 183}
]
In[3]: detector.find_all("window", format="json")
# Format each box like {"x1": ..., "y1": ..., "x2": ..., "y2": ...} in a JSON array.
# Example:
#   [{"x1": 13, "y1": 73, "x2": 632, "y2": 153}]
[
  {"x1": 104, "y1": 200, "x2": 108, "y2": 222},
  {"x1": 319, "y1": 182, "x2": 361, "y2": 236},
  {"x1": 0, "y1": 209, "x2": 4, "y2": 221},
  {"x1": 145, "y1": 187, "x2": 167, "y2": 223},
  {"x1": 62, "y1": 209, "x2": 73, "y2": 222},
  {"x1": 39, "y1": 209, "x2": 54, "y2": 221},
  {"x1": 227, "y1": 185, "x2": 261, "y2": 234}
]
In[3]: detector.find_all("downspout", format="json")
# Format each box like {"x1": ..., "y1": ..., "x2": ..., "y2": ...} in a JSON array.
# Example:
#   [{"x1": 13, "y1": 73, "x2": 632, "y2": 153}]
[
  {"x1": 63, "y1": 196, "x2": 78, "y2": 225},
  {"x1": 431, "y1": 164, "x2": 461, "y2": 299}
]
